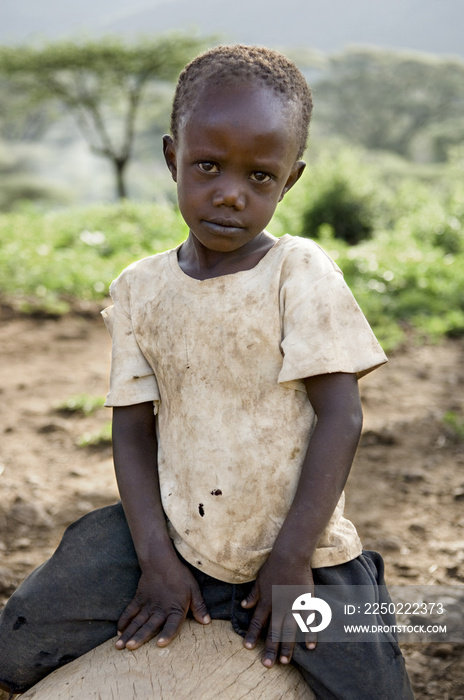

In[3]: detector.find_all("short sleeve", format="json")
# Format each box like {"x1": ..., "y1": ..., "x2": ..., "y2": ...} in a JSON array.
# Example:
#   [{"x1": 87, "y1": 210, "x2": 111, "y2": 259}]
[
  {"x1": 102, "y1": 272, "x2": 160, "y2": 409},
  {"x1": 278, "y1": 266, "x2": 387, "y2": 385}
]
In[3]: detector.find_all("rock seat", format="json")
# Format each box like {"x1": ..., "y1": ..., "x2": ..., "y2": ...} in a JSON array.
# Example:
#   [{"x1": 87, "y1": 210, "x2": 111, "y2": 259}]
[{"x1": 21, "y1": 619, "x2": 315, "y2": 699}]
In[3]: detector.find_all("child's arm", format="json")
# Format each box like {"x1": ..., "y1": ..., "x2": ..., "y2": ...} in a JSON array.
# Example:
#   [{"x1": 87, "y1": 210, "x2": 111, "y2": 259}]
[
  {"x1": 112, "y1": 402, "x2": 210, "y2": 650},
  {"x1": 241, "y1": 371, "x2": 363, "y2": 666}
]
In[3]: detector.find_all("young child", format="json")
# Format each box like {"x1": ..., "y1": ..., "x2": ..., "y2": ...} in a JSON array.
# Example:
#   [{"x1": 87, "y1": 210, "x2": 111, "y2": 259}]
[{"x1": 0, "y1": 45, "x2": 414, "y2": 699}]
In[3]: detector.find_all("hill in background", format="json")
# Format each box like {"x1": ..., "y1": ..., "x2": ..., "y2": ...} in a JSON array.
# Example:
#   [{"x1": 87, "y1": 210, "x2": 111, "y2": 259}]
[{"x1": 2, "y1": 0, "x2": 464, "y2": 58}]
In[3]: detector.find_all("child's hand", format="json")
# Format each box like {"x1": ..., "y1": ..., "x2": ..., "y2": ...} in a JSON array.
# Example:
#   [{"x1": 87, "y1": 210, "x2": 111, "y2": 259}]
[
  {"x1": 241, "y1": 551, "x2": 315, "y2": 667},
  {"x1": 115, "y1": 557, "x2": 210, "y2": 650}
]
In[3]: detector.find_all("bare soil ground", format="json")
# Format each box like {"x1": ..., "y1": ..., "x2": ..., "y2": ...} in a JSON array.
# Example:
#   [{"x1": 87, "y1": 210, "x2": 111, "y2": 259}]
[{"x1": 1, "y1": 313, "x2": 463, "y2": 699}]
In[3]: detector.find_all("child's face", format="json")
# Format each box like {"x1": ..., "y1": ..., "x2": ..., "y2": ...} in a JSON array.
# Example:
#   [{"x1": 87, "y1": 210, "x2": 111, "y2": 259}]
[{"x1": 163, "y1": 81, "x2": 305, "y2": 254}]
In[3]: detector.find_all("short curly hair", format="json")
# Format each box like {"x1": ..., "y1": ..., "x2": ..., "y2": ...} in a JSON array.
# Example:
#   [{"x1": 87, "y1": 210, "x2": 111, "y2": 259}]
[{"x1": 170, "y1": 44, "x2": 313, "y2": 160}]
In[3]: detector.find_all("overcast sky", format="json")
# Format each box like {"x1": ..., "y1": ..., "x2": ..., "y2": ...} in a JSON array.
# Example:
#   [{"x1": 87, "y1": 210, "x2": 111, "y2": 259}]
[{"x1": 2, "y1": 0, "x2": 463, "y2": 58}]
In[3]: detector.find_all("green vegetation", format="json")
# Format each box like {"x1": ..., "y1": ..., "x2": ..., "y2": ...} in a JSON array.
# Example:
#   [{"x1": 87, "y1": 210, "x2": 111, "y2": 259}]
[
  {"x1": 53, "y1": 393, "x2": 111, "y2": 447},
  {"x1": 77, "y1": 422, "x2": 112, "y2": 448},
  {"x1": 0, "y1": 146, "x2": 463, "y2": 353},
  {"x1": 314, "y1": 48, "x2": 464, "y2": 160},
  {"x1": 1, "y1": 145, "x2": 463, "y2": 351},
  {"x1": 298, "y1": 147, "x2": 381, "y2": 245},
  {"x1": 273, "y1": 145, "x2": 464, "y2": 350},
  {"x1": 55, "y1": 394, "x2": 106, "y2": 416},
  {"x1": 0, "y1": 199, "x2": 187, "y2": 314},
  {"x1": 443, "y1": 412, "x2": 464, "y2": 444}
]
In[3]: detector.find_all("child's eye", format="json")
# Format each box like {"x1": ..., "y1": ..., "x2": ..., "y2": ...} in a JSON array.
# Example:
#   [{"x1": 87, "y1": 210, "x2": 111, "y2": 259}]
[
  {"x1": 198, "y1": 162, "x2": 219, "y2": 173},
  {"x1": 250, "y1": 171, "x2": 272, "y2": 183}
]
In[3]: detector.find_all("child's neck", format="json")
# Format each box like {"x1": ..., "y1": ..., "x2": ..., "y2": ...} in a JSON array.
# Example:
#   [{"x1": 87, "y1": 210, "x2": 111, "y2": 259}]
[{"x1": 177, "y1": 231, "x2": 277, "y2": 280}]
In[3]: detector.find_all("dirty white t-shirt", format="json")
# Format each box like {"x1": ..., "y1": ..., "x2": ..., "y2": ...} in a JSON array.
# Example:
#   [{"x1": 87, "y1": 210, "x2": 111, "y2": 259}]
[{"x1": 102, "y1": 235, "x2": 387, "y2": 583}]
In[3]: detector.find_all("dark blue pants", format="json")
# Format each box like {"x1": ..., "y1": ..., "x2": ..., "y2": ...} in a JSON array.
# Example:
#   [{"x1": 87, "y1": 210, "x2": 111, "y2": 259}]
[{"x1": 0, "y1": 503, "x2": 414, "y2": 699}]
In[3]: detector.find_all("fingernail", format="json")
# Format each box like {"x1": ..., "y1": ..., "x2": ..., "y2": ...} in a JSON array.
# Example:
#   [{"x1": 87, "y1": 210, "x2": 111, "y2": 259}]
[
  {"x1": 203, "y1": 615, "x2": 211, "y2": 623},
  {"x1": 115, "y1": 640, "x2": 124, "y2": 649},
  {"x1": 263, "y1": 658, "x2": 272, "y2": 667},
  {"x1": 241, "y1": 599, "x2": 247, "y2": 606},
  {"x1": 280, "y1": 655, "x2": 289, "y2": 664},
  {"x1": 308, "y1": 642, "x2": 316, "y2": 650},
  {"x1": 245, "y1": 641, "x2": 253, "y2": 649},
  {"x1": 157, "y1": 637, "x2": 166, "y2": 645}
]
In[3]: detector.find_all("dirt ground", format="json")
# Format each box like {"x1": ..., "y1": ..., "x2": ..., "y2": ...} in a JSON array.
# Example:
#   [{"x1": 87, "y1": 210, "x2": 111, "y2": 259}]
[{"x1": 0, "y1": 311, "x2": 463, "y2": 699}]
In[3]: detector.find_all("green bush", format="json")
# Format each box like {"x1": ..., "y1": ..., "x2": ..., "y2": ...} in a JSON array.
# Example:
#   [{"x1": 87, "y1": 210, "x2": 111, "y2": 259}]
[
  {"x1": 301, "y1": 178, "x2": 374, "y2": 245},
  {"x1": 295, "y1": 146, "x2": 384, "y2": 245}
]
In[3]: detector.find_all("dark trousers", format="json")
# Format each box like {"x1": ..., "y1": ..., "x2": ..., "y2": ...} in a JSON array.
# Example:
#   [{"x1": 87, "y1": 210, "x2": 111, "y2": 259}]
[{"x1": 0, "y1": 503, "x2": 414, "y2": 699}]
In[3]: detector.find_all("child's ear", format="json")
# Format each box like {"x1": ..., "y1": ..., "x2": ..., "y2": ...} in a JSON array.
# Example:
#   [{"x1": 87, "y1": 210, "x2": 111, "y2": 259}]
[
  {"x1": 279, "y1": 161, "x2": 306, "y2": 202},
  {"x1": 163, "y1": 135, "x2": 178, "y2": 182}
]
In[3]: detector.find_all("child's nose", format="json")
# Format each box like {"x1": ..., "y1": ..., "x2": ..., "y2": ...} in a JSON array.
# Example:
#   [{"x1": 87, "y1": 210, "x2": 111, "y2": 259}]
[{"x1": 212, "y1": 178, "x2": 246, "y2": 210}]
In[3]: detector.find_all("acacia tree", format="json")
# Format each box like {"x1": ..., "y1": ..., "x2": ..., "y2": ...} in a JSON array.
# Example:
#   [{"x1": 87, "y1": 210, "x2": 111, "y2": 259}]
[{"x1": 0, "y1": 35, "x2": 206, "y2": 198}]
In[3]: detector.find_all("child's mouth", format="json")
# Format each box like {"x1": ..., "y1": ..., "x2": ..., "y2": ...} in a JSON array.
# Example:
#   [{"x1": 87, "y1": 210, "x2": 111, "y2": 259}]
[{"x1": 204, "y1": 219, "x2": 245, "y2": 235}]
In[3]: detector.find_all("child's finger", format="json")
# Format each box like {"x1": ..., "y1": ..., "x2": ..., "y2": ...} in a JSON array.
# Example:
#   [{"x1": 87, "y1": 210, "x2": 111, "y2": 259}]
[
  {"x1": 190, "y1": 586, "x2": 211, "y2": 625},
  {"x1": 262, "y1": 616, "x2": 287, "y2": 668},
  {"x1": 117, "y1": 598, "x2": 142, "y2": 633},
  {"x1": 278, "y1": 613, "x2": 297, "y2": 663},
  {"x1": 156, "y1": 611, "x2": 187, "y2": 646},
  {"x1": 240, "y1": 582, "x2": 259, "y2": 609},
  {"x1": 243, "y1": 603, "x2": 268, "y2": 650},
  {"x1": 262, "y1": 639, "x2": 279, "y2": 668},
  {"x1": 305, "y1": 631, "x2": 317, "y2": 650},
  {"x1": 116, "y1": 611, "x2": 164, "y2": 650}
]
